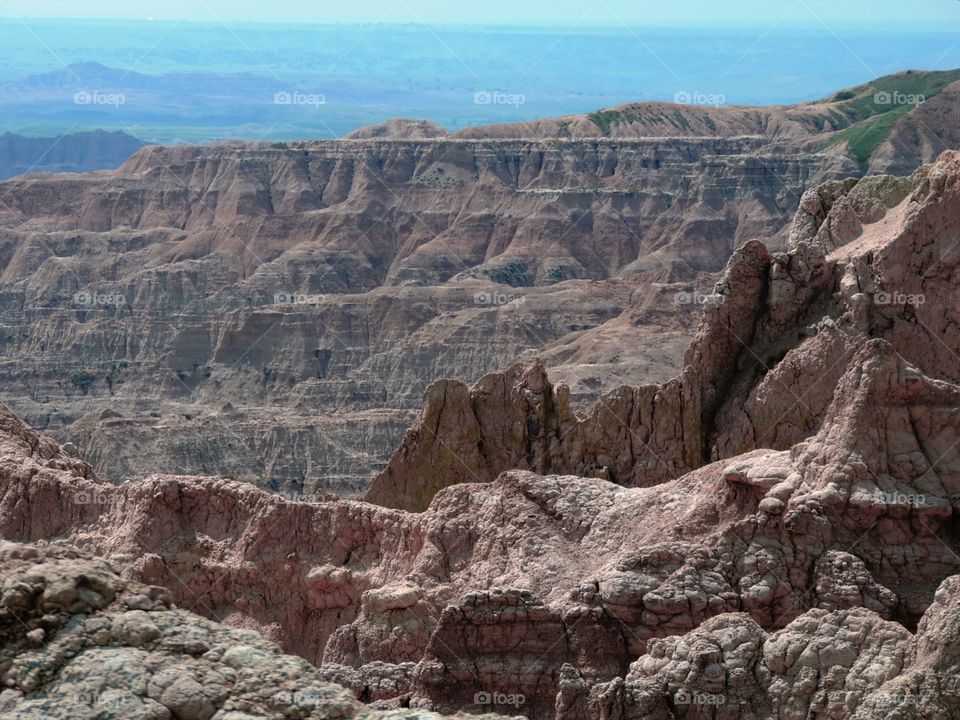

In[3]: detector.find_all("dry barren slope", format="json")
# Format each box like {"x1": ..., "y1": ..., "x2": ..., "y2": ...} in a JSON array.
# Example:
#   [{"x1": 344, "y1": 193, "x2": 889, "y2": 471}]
[{"x1": 0, "y1": 136, "x2": 851, "y2": 494}]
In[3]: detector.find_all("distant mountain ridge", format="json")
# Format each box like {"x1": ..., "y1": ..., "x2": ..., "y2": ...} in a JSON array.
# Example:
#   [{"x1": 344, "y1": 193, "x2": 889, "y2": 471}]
[
  {"x1": 447, "y1": 68, "x2": 960, "y2": 173},
  {"x1": 0, "y1": 130, "x2": 144, "y2": 179}
]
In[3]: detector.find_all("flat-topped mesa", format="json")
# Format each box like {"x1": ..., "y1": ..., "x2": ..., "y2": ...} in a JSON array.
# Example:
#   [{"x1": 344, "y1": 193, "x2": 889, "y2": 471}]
[
  {"x1": 0, "y1": 130, "x2": 144, "y2": 180},
  {"x1": 1, "y1": 74, "x2": 960, "y2": 720},
  {"x1": 366, "y1": 150, "x2": 960, "y2": 512},
  {"x1": 451, "y1": 69, "x2": 960, "y2": 158}
]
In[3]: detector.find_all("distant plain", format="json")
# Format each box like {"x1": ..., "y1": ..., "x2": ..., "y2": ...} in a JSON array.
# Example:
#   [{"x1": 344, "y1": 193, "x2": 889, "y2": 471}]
[{"x1": 2, "y1": 19, "x2": 960, "y2": 142}]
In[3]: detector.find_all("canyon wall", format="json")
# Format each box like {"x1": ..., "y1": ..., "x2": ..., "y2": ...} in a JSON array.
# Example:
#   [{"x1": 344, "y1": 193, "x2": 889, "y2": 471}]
[{"x1": 0, "y1": 136, "x2": 854, "y2": 493}]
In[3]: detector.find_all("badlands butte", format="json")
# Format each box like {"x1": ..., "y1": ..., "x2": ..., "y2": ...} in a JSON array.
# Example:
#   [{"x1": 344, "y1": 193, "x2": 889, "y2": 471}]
[
  {"x1": 0, "y1": 68, "x2": 958, "y2": 495},
  {"x1": 4, "y1": 144, "x2": 960, "y2": 718}
]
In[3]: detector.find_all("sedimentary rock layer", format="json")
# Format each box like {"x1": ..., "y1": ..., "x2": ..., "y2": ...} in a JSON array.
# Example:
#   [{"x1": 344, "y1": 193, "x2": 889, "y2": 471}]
[
  {"x1": 0, "y1": 134, "x2": 851, "y2": 492},
  {"x1": 367, "y1": 152, "x2": 955, "y2": 512}
]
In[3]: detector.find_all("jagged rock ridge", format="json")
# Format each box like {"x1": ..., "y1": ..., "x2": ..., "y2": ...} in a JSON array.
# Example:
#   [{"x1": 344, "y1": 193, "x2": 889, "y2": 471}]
[{"x1": 366, "y1": 153, "x2": 954, "y2": 512}]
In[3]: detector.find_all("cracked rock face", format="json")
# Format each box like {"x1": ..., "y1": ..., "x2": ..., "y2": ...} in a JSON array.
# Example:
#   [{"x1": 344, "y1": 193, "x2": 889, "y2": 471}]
[
  {"x1": 0, "y1": 542, "x2": 510, "y2": 720},
  {"x1": 557, "y1": 603, "x2": 924, "y2": 720},
  {"x1": 559, "y1": 571, "x2": 960, "y2": 720},
  {"x1": 2, "y1": 152, "x2": 960, "y2": 719}
]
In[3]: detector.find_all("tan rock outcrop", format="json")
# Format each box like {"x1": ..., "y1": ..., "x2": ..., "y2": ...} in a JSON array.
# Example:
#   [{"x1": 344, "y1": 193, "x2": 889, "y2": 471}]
[{"x1": 0, "y1": 542, "x2": 507, "y2": 719}]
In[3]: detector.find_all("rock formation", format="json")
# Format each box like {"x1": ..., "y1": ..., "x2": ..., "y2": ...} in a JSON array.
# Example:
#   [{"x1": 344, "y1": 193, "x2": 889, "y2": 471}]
[
  {"x1": 0, "y1": 130, "x2": 143, "y2": 179},
  {"x1": 0, "y1": 133, "x2": 847, "y2": 493},
  {"x1": 2, "y1": 91, "x2": 960, "y2": 720},
  {"x1": 0, "y1": 70, "x2": 956, "y2": 493},
  {"x1": 0, "y1": 541, "x2": 510, "y2": 719},
  {"x1": 455, "y1": 69, "x2": 960, "y2": 172},
  {"x1": 367, "y1": 150, "x2": 960, "y2": 512},
  {"x1": 3, "y1": 331, "x2": 960, "y2": 717}
]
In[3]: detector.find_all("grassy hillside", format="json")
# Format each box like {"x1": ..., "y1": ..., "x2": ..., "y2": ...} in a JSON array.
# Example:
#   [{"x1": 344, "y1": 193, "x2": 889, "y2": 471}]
[{"x1": 819, "y1": 69, "x2": 960, "y2": 169}]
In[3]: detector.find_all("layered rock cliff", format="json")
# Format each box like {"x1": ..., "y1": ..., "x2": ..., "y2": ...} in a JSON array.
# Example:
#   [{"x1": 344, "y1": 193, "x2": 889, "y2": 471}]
[
  {"x1": 0, "y1": 70, "x2": 956, "y2": 494},
  {"x1": 456, "y1": 69, "x2": 960, "y2": 174},
  {"x1": 0, "y1": 133, "x2": 852, "y2": 493}
]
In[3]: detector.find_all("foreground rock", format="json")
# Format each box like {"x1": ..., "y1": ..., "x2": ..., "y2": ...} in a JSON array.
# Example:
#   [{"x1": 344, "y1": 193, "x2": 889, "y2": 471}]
[
  {"x1": 0, "y1": 542, "x2": 509, "y2": 719},
  {"x1": 555, "y1": 593, "x2": 960, "y2": 720},
  {"x1": 2, "y1": 356, "x2": 960, "y2": 719},
  {"x1": 2, "y1": 337, "x2": 960, "y2": 717}
]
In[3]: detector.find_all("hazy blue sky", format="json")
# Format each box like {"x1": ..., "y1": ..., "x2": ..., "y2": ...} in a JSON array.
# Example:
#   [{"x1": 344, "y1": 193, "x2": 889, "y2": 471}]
[{"x1": 2, "y1": 0, "x2": 959, "y2": 27}]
